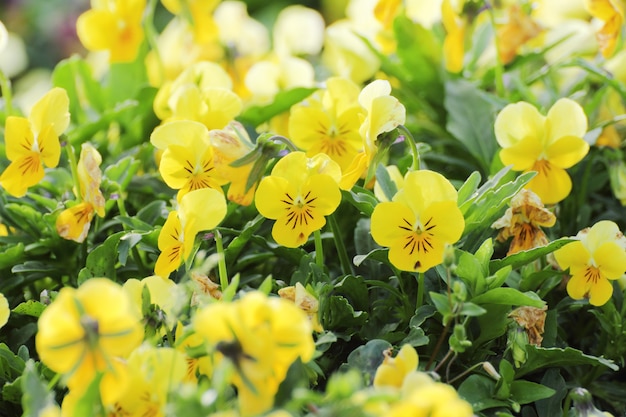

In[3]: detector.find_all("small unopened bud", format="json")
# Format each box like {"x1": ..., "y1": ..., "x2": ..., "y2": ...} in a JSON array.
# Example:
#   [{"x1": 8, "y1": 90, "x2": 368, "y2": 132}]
[
  {"x1": 482, "y1": 362, "x2": 500, "y2": 380},
  {"x1": 443, "y1": 244, "x2": 456, "y2": 268}
]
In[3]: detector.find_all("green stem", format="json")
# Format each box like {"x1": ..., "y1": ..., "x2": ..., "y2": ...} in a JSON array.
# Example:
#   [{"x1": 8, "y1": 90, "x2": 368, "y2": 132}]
[
  {"x1": 328, "y1": 214, "x2": 353, "y2": 275},
  {"x1": 214, "y1": 229, "x2": 229, "y2": 291},
  {"x1": 0, "y1": 69, "x2": 13, "y2": 116},
  {"x1": 47, "y1": 372, "x2": 61, "y2": 391},
  {"x1": 562, "y1": 391, "x2": 572, "y2": 417},
  {"x1": 487, "y1": 4, "x2": 506, "y2": 98},
  {"x1": 399, "y1": 125, "x2": 420, "y2": 171},
  {"x1": 416, "y1": 272, "x2": 425, "y2": 312},
  {"x1": 314, "y1": 229, "x2": 324, "y2": 270},
  {"x1": 65, "y1": 143, "x2": 81, "y2": 203}
]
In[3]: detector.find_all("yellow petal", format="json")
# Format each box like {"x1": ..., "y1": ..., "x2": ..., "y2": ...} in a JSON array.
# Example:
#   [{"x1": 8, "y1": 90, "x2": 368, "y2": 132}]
[
  {"x1": 595, "y1": 242, "x2": 626, "y2": 280},
  {"x1": 358, "y1": 79, "x2": 392, "y2": 111},
  {"x1": 4, "y1": 117, "x2": 34, "y2": 161},
  {"x1": 56, "y1": 202, "x2": 95, "y2": 243},
  {"x1": 255, "y1": 176, "x2": 293, "y2": 220},
  {"x1": 588, "y1": 274, "x2": 614, "y2": 306},
  {"x1": 583, "y1": 220, "x2": 623, "y2": 253},
  {"x1": 554, "y1": 241, "x2": 590, "y2": 271},
  {"x1": 525, "y1": 161, "x2": 572, "y2": 205},
  {"x1": 179, "y1": 187, "x2": 227, "y2": 239},
  {"x1": 76, "y1": 10, "x2": 118, "y2": 51},
  {"x1": 28, "y1": 87, "x2": 70, "y2": 137},
  {"x1": 0, "y1": 154, "x2": 45, "y2": 197},
  {"x1": 371, "y1": 201, "x2": 414, "y2": 248},
  {"x1": 494, "y1": 102, "x2": 545, "y2": 148},
  {"x1": 37, "y1": 125, "x2": 61, "y2": 168},
  {"x1": 150, "y1": 120, "x2": 210, "y2": 150},
  {"x1": 395, "y1": 170, "x2": 458, "y2": 215},
  {"x1": 545, "y1": 98, "x2": 587, "y2": 145},
  {"x1": 0, "y1": 293, "x2": 9, "y2": 329},
  {"x1": 545, "y1": 136, "x2": 589, "y2": 169},
  {"x1": 361, "y1": 95, "x2": 406, "y2": 141}
]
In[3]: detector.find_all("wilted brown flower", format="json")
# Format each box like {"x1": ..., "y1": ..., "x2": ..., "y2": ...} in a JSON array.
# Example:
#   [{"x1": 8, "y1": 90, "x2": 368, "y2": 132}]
[{"x1": 508, "y1": 305, "x2": 547, "y2": 346}]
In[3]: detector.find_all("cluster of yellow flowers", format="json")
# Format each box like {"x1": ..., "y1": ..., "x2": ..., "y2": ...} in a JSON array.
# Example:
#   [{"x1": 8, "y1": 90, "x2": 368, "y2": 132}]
[
  {"x1": 1, "y1": 0, "x2": 626, "y2": 415},
  {"x1": 35, "y1": 278, "x2": 315, "y2": 416}
]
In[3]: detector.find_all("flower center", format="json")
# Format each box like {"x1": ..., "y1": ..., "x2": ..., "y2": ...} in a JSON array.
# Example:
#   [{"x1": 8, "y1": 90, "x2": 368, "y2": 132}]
[
  {"x1": 399, "y1": 217, "x2": 436, "y2": 269},
  {"x1": 532, "y1": 159, "x2": 551, "y2": 176},
  {"x1": 282, "y1": 191, "x2": 317, "y2": 230},
  {"x1": 185, "y1": 158, "x2": 214, "y2": 191},
  {"x1": 584, "y1": 266, "x2": 602, "y2": 284}
]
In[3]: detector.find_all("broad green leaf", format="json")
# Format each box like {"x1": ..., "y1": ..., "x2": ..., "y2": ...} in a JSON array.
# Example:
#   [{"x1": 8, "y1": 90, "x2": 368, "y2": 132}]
[
  {"x1": 11, "y1": 300, "x2": 45, "y2": 318},
  {"x1": 322, "y1": 295, "x2": 369, "y2": 331},
  {"x1": 52, "y1": 55, "x2": 104, "y2": 123},
  {"x1": 471, "y1": 288, "x2": 545, "y2": 308},
  {"x1": 510, "y1": 380, "x2": 556, "y2": 405},
  {"x1": 345, "y1": 339, "x2": 392, "y2": 384},
  {"x1": 458, "y1": 374, "x2": 508, "y2": 412},
  {"x1": 0, "y1": 243, "x2": 25, "y2": 270},
  {"x1": 516, "y1": 345, "x2": 619, "y2": 378},
  {"x1": 20, "y1": 360, "x2": 56, "y2": 417},
  {"x1": 489, "y1": 238, "x2": 575, "y2": 273},
  {"x1": 486, "y1": 266, "x2": 512, "y2": 290},
  {"x1": 455, "y1": 251, "x2": 486, "y2": 295},
  {"x1": 445, "y1": 79, "x2": 506, "y2": 173},
  {"x1": 334, "y1": 275, "x2": 369, "y2": 312},
  {"x1": 78, "y1": 232, "x2": 125, "y2": 283},
  {"x1": 238, "y1": 87, "x2": 317, "y2": 127},
  {"x1": 457, "y1": 171, "x2": 482, "y2": 207},
  {"x1": 353, "y1": 248, "x2": 388, "y2": 267},
  {"x1": 375, "y1": 163, "x2": 397, "y2": 202},
  {"x1": 342, "y1": 188, "x2": 378, "y2": 217}
]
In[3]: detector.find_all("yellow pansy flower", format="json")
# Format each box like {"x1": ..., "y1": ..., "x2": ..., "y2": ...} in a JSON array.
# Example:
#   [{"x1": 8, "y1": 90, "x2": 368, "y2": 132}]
[
  {"x1": 175, "y1": 324, "x2": 214, "y2": 382},
  {"x1": 586, "y1": 0, "x2": 624, "y2": 57},
  {"x1": 497, "y1": 4, "x2": 542, "y2": 65},
  {"x1": 151, "y1": 120, "x2": 228, "y2": 201},
  {"x1": 154, "y1": 187, "x2": 227, "y2": 278},
  {"x1": 0, "y1": 87, "x2": 69, "y2": 197},
  {"x1": 494, "y1": 99, "x2": 589, "y2": 205},
  {"x1": 273, "y1": 5, "x2": 325, "y2": 57},
  {"x1": 340, "y1": 79, "x2": 406, "y2": 190},
  {"x1": 123, "y1": 275, "x2": 179, "y2": 329},
  {"x1": 0, "y1": 292, "x2": 9, "y2": 329},
  {"x1": 193, "y1": 291, "x2": 315, "y2": 417},
  {"x1": 35, "y1": 278, "x2": 144, "y2": 389},
  {"x1": 371, "y1": 170, "x2": 464, "y2": 272},
  {"x1": 554, "y1": 220, "x2": 626, "y2": 306},
  {"x1": 289, "y1": 76, "x2": 365, "y2": 173},
  {"x1": 107, "y1": 345, "x2": 187, "y2": 416},
  {"x1": 154, "y1": 61, "x2": 242, "y2": 130},
  {"x1": 161, "y1": 0, "x2": 220, "y2": 44},
  {"x1": 492, "y1": 189, "x2": 556, "y2": 255},
  {"x1": 373, "y1": 344, "x2": 419, "y2": 388},
  {"x1": 56, "y1": 143, "x2": 106, "y2": 243},
  {"x1": 76, "y1": 0, "x2": 146, "y2": 63},
  {"x1": 244, "y1": 54, "x2": 315, "y2": 105},
  {"x1": 255, "y1": 151, "x2": 342, "y2": 248}
]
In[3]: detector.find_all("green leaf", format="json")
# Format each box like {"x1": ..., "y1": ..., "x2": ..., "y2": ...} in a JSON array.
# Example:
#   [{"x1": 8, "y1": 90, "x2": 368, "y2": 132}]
[
  {"x1": 458, "y1": 302, "x2": 487, "y2": 317},
  {"x1": 444, "y1": 79, "x2": 506, "y2": 172},
  {"x1": 238, "y1": 87, "x2": 317, "y2": 127},
  {"x1": 510, "y1": 380, "x2": 556, "y2": 405},
  {"x1": 345, "y1": 339, "x2": 392, "y2": 384},
  {"x1": 457, "y1": 171, "x2": 482, "y2": 207},
  {"x1": 334, "y1": 275, "x2": 369, "y2": 312},
  {"x1": 455, "y1": 251, "x2": 486, "y2": 295},
  {"x1": 375, "y1": 163, "x2": 397, "y2": 201},
  {"x1": 342, "y1": 188, "x2": 378, "y2": 217},
  {"x1": 78, "y1": 232, "x2": 125, "y2": 283},
  {"x1": 103, "y1": 156, "x2": 142, "y2": 193},
  {"x1": 0, "y1": 243, "x2": 25, "y2": 270},
  {"x1": 353, "y1": 248, "x2": 388, "y2": 267},
  {"x1": 221, "y1": 273, "x2": 240, "y2": 302},
  {"x1": 458, "y1": 374, "x2": 508, "y2": 412},
  {"x1": 486, "y1": 266, "x2": 512, "y2": 290},
  {"x1": 52, "y1": 55, "x2": 104, "y2": 122},
  {"x1": 489, "y1": 238, "x2": 575, "y2": 273},
  {"x1": 516, "y1": 345, "x2": 619, "y2": 378},
  {"x1": 471, "y1": 288, "x2": 545, "y2": 308},
  {"x1": 429, "y1": 291, "x2": 452, "y2": 323},
  {"x1": 322, "y1": 295, "x2": 369, "y2": 331},
  {"x1": 20, "y1": 360, "x2": 57, "y2": 417},
  {"x1": 12, "y1": 300, "x2": 45, "y2": 318}
]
